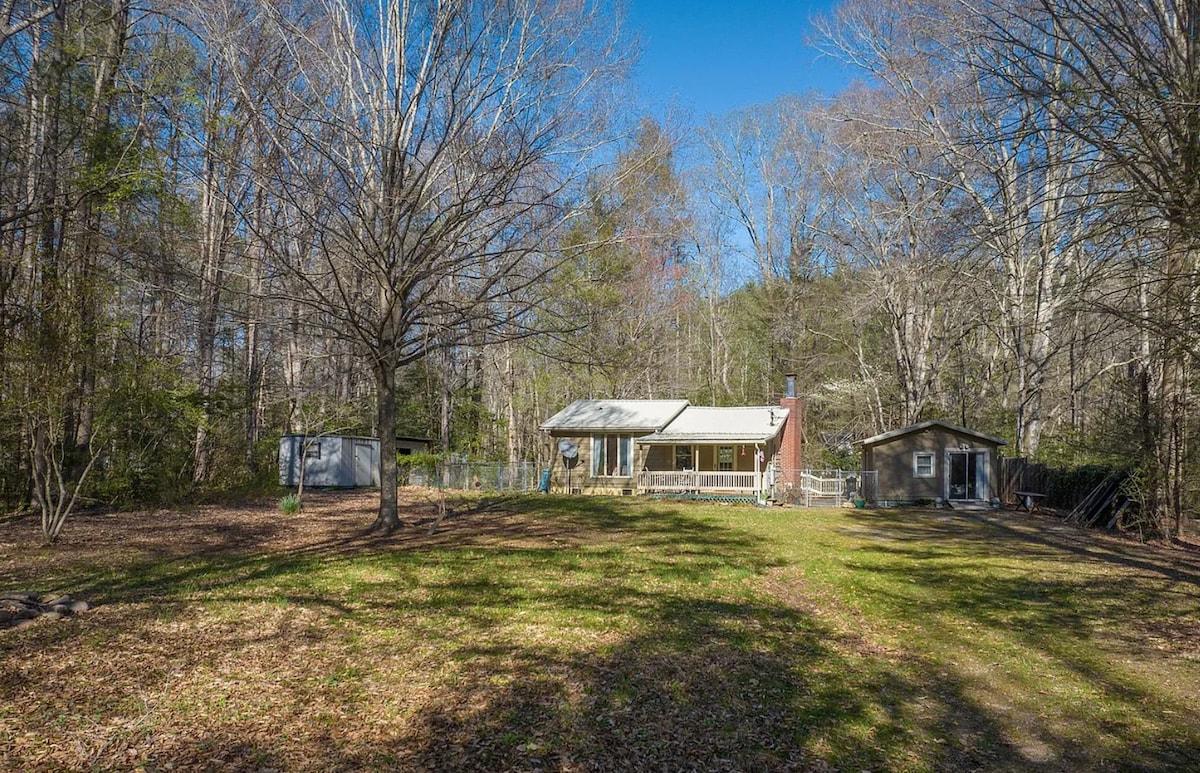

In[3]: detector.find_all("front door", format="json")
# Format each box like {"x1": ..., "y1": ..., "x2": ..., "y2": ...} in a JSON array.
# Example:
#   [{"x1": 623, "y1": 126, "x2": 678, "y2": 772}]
[{"x1": 947, "y1": 450, "x2": 987, "y2": 500}]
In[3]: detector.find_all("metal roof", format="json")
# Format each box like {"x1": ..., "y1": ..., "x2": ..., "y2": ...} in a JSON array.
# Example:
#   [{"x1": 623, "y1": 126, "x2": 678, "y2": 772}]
[
  {"x1": 854, "y1": 419, "x2": 1008, "y2": 447},
  {"x1": 637, "y1": 406, "x2": 789, "y2": 445},
  {"x1": 538, "y1": 399, "x2": 690, "y2": 433}
]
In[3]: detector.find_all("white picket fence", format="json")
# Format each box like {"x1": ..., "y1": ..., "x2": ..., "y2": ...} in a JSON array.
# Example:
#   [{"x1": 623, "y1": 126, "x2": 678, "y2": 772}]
[{"x1": 794, "y1": 469, "x2": 876, "y2": 507}]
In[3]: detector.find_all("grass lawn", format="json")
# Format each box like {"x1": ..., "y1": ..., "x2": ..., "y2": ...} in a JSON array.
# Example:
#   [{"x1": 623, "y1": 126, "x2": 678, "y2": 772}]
[{"x1": 2, "y1": 492, "x2": 1199, "y2": 771}]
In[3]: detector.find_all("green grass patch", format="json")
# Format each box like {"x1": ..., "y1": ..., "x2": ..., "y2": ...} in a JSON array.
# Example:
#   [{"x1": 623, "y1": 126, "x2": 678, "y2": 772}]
[{"x1": 2, "y1": 494, "x2": 1198, "y2": 770}]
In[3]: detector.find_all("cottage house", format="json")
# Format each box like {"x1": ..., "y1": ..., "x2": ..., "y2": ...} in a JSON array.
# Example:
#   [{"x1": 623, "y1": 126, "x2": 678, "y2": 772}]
[
  {"x1": 855, "y1": 420, "x2": 1007, "y2": 506},
  {"x1": 539, "y1": 380, "x2": 804, "y2": 499}
]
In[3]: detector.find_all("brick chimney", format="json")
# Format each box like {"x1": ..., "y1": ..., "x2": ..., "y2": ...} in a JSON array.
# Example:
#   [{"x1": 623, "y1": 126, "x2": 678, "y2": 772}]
[{"x1": 778, "y1": 374, "x2": 804, "y2": 487}]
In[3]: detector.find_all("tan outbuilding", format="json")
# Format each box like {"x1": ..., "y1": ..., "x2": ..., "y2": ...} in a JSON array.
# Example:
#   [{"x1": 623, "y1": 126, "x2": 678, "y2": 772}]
[{"x1": 855, "y1": 420, "x2": 1007, "y2": 506}]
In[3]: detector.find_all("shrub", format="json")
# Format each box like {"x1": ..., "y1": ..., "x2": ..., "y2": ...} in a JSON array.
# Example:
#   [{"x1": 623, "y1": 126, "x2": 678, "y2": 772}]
[
  {"x1": 397, "y1": 451, "x2": 444, "y2": 486},
  {"x1": 278, "y1": 493, "x2": 301, "y2": 515}
]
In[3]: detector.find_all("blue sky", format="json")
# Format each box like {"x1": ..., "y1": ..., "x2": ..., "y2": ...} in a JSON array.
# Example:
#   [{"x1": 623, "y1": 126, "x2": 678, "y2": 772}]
[{"x1": 627, "y1": 0, "x2": 852, "y2": 118}]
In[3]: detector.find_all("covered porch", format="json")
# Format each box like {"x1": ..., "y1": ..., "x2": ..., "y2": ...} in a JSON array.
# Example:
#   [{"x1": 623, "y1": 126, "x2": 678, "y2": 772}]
[{"x1": 634, "y1": 406, "x2": 788, "y2": 498}]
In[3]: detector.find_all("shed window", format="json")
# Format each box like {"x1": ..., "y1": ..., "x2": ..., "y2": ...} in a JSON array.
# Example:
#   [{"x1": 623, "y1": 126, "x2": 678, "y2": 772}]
[
  {"x1": 913, "y1": 452, "x2": 935, "y2": 478},
  {"x1": 592, "y1": 435, "x2": 632, "y2": 477},
  {"x1": 304, "y1": 441, "x2": 321, "y2": 459}
]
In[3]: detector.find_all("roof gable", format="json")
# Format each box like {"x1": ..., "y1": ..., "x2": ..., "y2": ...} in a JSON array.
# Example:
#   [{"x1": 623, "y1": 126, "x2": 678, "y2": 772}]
[
  {"x1": 855, "y1": 419, "x2": 1007, "y2": 448},
  {"x1": 538, "y1": 399, "x2": 689, "y2": 433},
  {"x1": 638, "y1": 405, "x2": 789, "y2": 445}
]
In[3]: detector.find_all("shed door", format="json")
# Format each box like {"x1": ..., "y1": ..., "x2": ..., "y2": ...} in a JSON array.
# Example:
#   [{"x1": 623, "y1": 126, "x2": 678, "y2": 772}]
[
  {"x1": 353, "y1": 442, "x2": 374, "y2": 487},
  {"x1": 947, "y1": 450, "x2": 988, "y2": 500}
]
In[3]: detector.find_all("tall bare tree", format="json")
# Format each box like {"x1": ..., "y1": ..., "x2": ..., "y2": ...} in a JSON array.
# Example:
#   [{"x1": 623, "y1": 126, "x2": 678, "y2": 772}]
[
  {"x1": 702, "y1": 97, "x2": 828, "y2": 285},
  {"x1": 818, "y1": 88, "x2": 971, "y2": 426},
  {"x1": 821, "y1": 0, "x2": 1104, "y2": 456},
  {"x1": 699, "y1": 97, "x2": 834, "y2": 399},
  {"x1": 232, "y1": 0, "x2": 626, "y2": 531},
  {"x1": 974, "y1": 0, "x2": 1200, "y2": 534}
]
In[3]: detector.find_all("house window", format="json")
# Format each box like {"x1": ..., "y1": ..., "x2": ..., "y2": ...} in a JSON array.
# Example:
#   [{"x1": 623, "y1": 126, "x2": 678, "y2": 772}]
[
  {"x1": 674, "y1": 445, "x2": 693, "y2": 471},
  {"x1": 592, "y1": 435, "x2": 632, "y2": 477},
  {"x1": 913, "y1": 452, "x2": 935, "y2": 478},
  {"x1": 304, "y1": 441, "x2": 321, "y2": 460},
  {"x1": 718, "y1": 446, "x2": 734, "y2": 471}
]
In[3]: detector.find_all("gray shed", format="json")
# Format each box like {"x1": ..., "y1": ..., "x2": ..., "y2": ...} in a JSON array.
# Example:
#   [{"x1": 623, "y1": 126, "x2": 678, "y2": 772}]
[{"x1": 279, "y1": 435, "x2": 380, "y2": 488}]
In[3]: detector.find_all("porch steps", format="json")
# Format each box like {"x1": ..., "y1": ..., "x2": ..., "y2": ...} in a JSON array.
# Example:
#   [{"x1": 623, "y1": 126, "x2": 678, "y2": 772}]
[{"x1": 944, "y1": 500, "x2": 996, "y2": 512}]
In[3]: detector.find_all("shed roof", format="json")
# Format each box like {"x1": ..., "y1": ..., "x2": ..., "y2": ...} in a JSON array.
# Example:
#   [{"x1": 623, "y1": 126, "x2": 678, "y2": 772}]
[
  {"x1": 538, "y1": 399, "x2": 689, "y2": 433},
  {"x1": 637, "y1": 406, "x2": 789, "y2": 445},
  {"x1": 280, "y1": 434, "x2": 432, "y2": 443},
  {"x1": 854, "y1": 419, "x2": 1007, "y2": 448},
  {"x1": 281, "y1": 434, "x2": 377, "y2": 442}
]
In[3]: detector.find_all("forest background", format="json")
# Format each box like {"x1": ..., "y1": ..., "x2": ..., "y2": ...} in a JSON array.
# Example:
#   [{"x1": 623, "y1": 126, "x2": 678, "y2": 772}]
[{"x1": 2, "y1": 0, "x2": 1197, "y2": 538}]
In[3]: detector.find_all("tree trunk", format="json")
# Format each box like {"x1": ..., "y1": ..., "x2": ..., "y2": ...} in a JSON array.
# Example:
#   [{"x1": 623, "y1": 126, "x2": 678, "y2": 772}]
[
  {"x1": 1158, "y1": 244, "x2": 1190, "y2": 539},
  {"x1": 505, "y1": 342, "x2": 518, "y2": 468},
  {"x1": 1156, "y1": 345, "x2": 1185, "y2": 539},
  {"x1": 242, "y1": 197, "x2": 268, "y2": 476},
  {"x1": 440, "y1": 348, "x2": 453, "y2": 487},
  {"x1": 371, "y1": 358, "x2": 401, "y2": 532}
]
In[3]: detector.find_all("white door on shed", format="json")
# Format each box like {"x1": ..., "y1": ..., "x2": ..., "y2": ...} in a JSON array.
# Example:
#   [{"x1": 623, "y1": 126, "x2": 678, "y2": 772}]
[{"x1": 353, "y1": 441, "x2": 374, "y2": 487}]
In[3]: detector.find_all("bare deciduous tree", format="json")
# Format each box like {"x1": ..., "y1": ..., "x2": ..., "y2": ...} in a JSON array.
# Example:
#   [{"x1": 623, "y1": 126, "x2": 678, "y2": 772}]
[
  {"x1": 817, "y1": 88, "x2": 970, "y2": 427},
  {"x1": 821, "y1": 0, "x2": 1104, "y2": 457},
  {"x1": 229, "y1": 0, "x2": 627, "y2": 531},
  {"x1": 702, "y1": 97, "x2": 828, "y2": 285},
  {"x1": 974, "y1": 0, "x2": 1200, "y2": 534}
]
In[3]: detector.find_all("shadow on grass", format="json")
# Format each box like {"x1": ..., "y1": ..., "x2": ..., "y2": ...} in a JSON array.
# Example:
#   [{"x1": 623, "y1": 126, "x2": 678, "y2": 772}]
[
  {"x1": 118, "y1": 595, "x2": 1027, "y2": 772},
  {"x1": 335, "y1": 593, "x2": 1035, "y2": 773},
  {"x1": 16, "y1": 494, "x2": 774, "y2": 609},
  {"x1": 839, "y1": 509, "x2": 1200, "y2": 641},
  {"x1": 840, "y1": 507, "x2": 1200, "y2": 584},
  {"x1": 831, "y1": 507, "x2": 1200, "y2": 770},
  {"x1": 4, "y1": 497, "x2": 1199, "y2": 771}
]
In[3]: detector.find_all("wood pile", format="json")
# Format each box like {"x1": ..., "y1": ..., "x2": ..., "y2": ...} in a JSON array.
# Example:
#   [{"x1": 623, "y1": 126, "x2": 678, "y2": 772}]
[
  {"x1": 1066, "y1": 473, "x2": 1130, "y2": 530},
  {"x1": 1, "y1": 591, "x2": 90, "y2": 630}
]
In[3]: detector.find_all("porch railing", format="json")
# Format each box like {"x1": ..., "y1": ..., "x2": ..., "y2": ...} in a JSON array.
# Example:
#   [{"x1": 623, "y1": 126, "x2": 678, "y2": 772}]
[{"x1": 638, "y1": 470, "x2": 760, "y2": 493}]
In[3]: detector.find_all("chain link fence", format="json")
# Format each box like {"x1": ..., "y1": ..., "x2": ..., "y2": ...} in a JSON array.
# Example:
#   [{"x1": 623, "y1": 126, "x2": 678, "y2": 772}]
[{"x1": 407, "y1": 461, "x2": 540, "y2": 492}]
